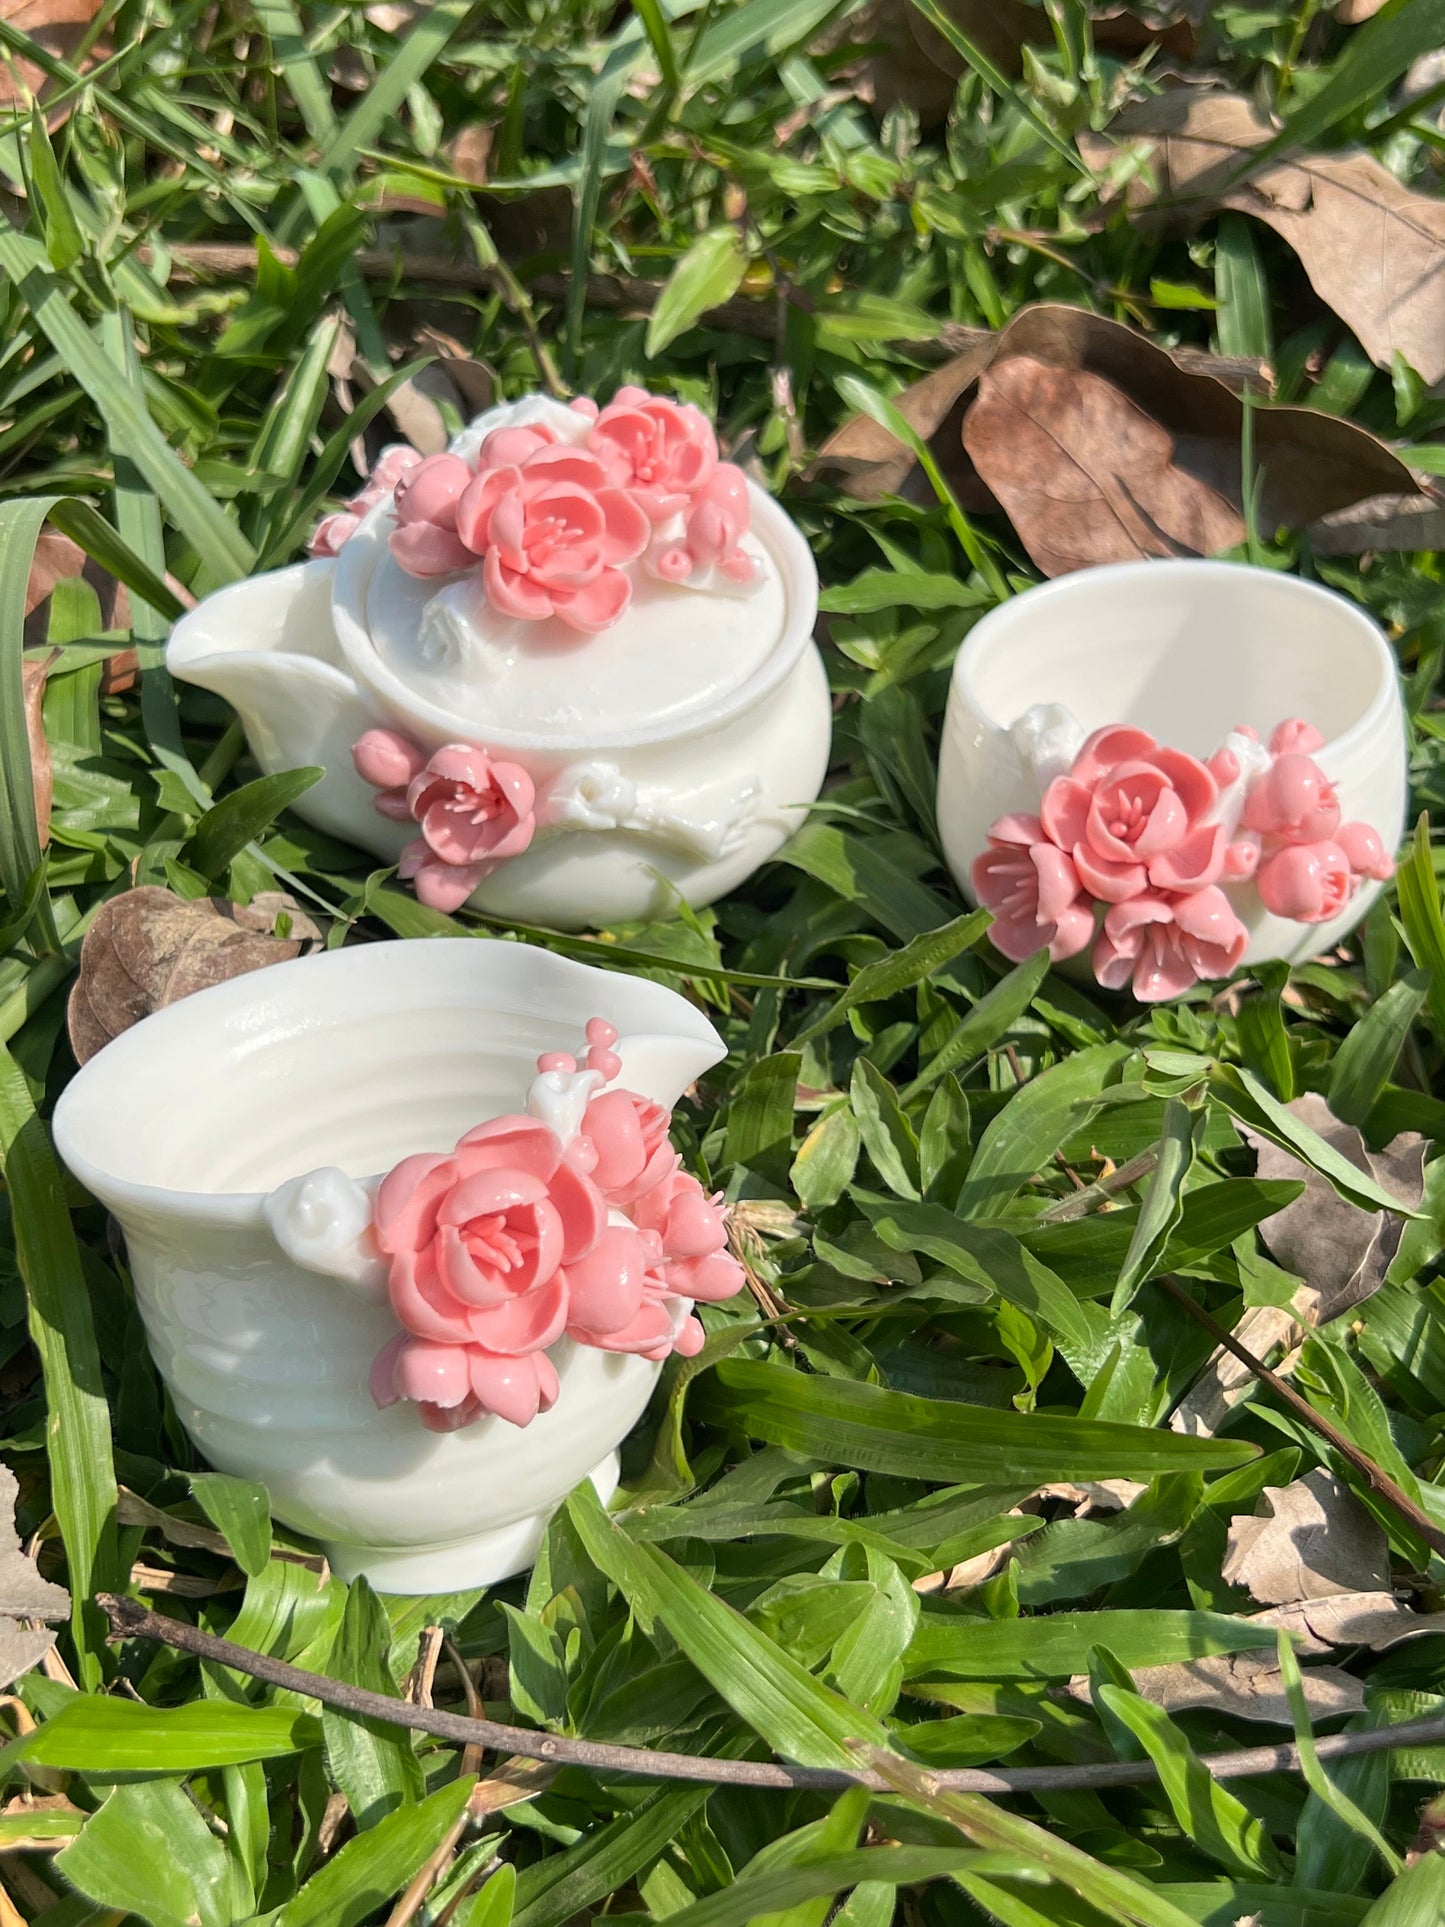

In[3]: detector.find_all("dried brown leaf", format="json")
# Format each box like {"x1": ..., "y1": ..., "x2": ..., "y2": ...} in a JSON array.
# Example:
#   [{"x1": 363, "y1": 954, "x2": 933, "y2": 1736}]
[
  {"x1": 962, "y1": 354, "x2": 1247, "y2": 575},
  {"x1": 1243, "y1": 1091, "x2": 1426, "y2": 1324},
  {"x1": 1224, "y1": 1469, "x2": 1391, "y2": 1606},
  {"x1": 0, "y1": 0, "x2": 106, "y2": 122},
  {"x1": 1064, "y1": 1648, "x2": 1364, "y2": 1724},
  {"x1": 1170, "y1": 1305, "x2": 1301, "y2": 1438},
  {"x1": 816, "y1": 305, "x2": 1423, "y2": 571},
  {"x1": 0, "y1": 1467, "x2": 68, "y2": 1693},
  {"x1": 1253, "y1": 1590, "x2": 1445, "y2": 1653},
  {"x1": 67, "y1": 887, "x2": 322, "y2": 1065},
  {"x1": 24, "y1": 530, "x2": 129, "y2": 646},
  {"x1": 1082, "y1": 90, "x2": 1445, "y2": 385},
  {"x1": 22, "y1": 653, "x2": 52, "y2": 849}
]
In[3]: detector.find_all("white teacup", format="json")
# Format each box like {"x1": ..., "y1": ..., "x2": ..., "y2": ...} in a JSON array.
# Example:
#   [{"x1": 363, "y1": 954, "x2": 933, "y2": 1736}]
[{"x1": 938, "y1": 560, "x2": 1406, "y2": 988}]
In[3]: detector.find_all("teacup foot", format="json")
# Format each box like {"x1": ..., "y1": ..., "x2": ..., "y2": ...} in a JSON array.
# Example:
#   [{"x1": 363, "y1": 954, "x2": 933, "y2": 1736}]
[{"x1": 321, "y1": 1450, "x2": 621, "y2": 1593}]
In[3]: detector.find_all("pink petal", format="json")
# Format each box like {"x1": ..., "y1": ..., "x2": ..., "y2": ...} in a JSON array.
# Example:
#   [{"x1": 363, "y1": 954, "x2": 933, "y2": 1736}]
[
  {"x1": 1071, "y1": 725, "x2": 1157, "y2": 786},
  {"x1": 986, "y1": 913, "x2": 1053, "y2": 963},
  {"x1": 1091, "y1": 929, "x2": 1140, "y2": 993},
  {"x1": 1337, "y1": 821, "x2": 1394, "y2": 881},
  {"x1": 1039, "y1": 779, "x2": 1091, "y2": 851},
  {"x1": 393, "y1": 453, "x2": 472, "y2": 526},
  {"x1": 1172, "y1": 885, "x2": 1248, "y2": 951},
  {"x1": 483, "y1": 548, "x2": 555, "y2": 621},
  {"x1": 1145, "y1": 748, "x2": 1217, "y2": 823},
  {"x1": 1269, "y1": 719, "x2": 1325, "y2": 757},
  {"x1": 1073, "y1": 843, "x2": 1148, "y2": 903},
  {"x1": 392, "y1": 1338, "x2": 473, "y2": 1408},
  {"x1": 563, "y1": 1224, "x2": 650, "y2": 1336},
  {"x1": 353, "y1": 728, "x2": 428, "y2": 791},
  {"x1": 1047, "y1": 901, "x2": 1096, "y2": 961},
  {"x1": 389, "y1": 524, "x2": 474, "y2": 577},
  {"x1": 466, "y1": 1350, "x2": 554, "y2": 1428},
  {"x1": 986, "y1": 813, "x2": 1046, "y2": 849},
  {"x1": 667, "y1": 1250, "x2": 745, "y2": 1303},
  {"x1": 595, "y1": 487, "x2": 651, "y2": 564},
  {"x1": 467, "y1": 1270, "x2": 569, "y2": 1355},
  {"x1": 455, "y1": 1118, "x2": 563, "y2": 1181},
  {"x1": 552, "y1": 567, "x2": 632, "y2": 634},
  {"x1": 1030, "y1": 843, "x2": 1084, "y2": 923},
  {"x1": 375, "y1": 1153, "x2": 454, "y2": 1254},
  {"x1": 454, "y1": 465, "x2": 518, "y2": 553},
  {"x1": 1132, "y1": 937, "x2": 1201, "y2": 1004},
  {"x1": 1148, "y1": 822, "x2": 1225, "y2": 892}
]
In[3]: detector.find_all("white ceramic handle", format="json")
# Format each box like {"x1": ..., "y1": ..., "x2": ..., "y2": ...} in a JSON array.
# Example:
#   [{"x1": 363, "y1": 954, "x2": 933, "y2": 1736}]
[{"x1": 263, "y1": 1168, "x2": 389, "y2": 1300}]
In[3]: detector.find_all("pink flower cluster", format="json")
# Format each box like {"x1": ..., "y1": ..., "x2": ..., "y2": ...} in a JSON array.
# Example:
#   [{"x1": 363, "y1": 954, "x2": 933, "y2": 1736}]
[
  {"x1": 385, "y1": 388, "x2": 754, "y2": 628},
  {"x1": 352, "y1": 730, "x2": 536, "y2": 913},
  {"x1": 370, "y1": 1019, "x2": 744, "y2": 1433},
  {"x1": 972, "y1": 719, "x2": 1394, "y2": 1003},
  {"x1": 309, "y1": 445, "x2": 423, "y2": 558}
]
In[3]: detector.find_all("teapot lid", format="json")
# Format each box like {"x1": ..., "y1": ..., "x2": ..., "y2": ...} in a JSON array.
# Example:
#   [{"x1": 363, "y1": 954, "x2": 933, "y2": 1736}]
[{"x1": 341, "y1": 393, "x2": 793, "y2": 742}]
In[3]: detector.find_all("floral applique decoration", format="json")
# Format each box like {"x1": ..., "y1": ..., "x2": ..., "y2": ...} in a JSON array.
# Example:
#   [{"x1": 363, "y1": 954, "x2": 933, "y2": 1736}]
[
  {"x1": 972, "y1": 719, "x2": 1394, "y2": 1002},
  {"x1": 382, "y1": 388, "x2": 757, "y2": 624},
  {"x1": 368, "y1": 1019, "x2": 743, "y2": 1432}
]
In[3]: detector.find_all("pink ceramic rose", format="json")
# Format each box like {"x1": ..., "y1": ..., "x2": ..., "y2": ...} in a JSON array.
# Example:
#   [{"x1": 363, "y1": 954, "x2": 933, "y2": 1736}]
[
  {"x1": 969, "y1": 814, "x2": 1094, "y2": 963},
  {"x1": 1092, "y1": 887, "x2": 1248, "y2": 1003},
  {"x1": 351, "y1": 732, "x2": 538, "y2": 912},
  {"x1": 452, "y1": 447, "x2": 651, "y2": 632},
  {"x1": 369, "y1": 1114, "x2": 603, "y2": 1430},
  {"x1": 588, "y1": 386, "x2": 719, "y2": 520},
  {"x1": 1041, "y1": 726, "x2": 1224, "y2": 898}
]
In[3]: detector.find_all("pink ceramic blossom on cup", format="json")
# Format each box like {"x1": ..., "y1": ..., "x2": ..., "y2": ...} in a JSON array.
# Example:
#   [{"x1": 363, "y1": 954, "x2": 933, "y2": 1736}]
[
  {"x1": 389, "y1": 453, "x2": 476, "y2": 576},
  {"x1": 1041, "y1": 727, "x2": 1224, "y2": 899},
  {"x1": 1092, "y1": 887, "x2": 1248, "y2": 1002},
  {"x1": 310, "y1": 444, "x2": 424, "y2": 558},
  {"x1": 351, "y1": 731, "x2": 538, "y2": 911},
  {"x1": 969, "y1": 814, "x2": 1093, "y2": 962}
]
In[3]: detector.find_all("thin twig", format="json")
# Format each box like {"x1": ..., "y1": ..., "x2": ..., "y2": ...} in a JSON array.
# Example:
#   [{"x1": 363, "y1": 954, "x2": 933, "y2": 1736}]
[
  {"x1": 97, "y1": 1592, "x2": 1445, "y2": 1794},
  {"x1": 1157, "y1": 1276, "x2": 1445, "y2": 1561},
  {"x1": 1038, "y1": 1147, "x2": 1160, "y2": 1223}
]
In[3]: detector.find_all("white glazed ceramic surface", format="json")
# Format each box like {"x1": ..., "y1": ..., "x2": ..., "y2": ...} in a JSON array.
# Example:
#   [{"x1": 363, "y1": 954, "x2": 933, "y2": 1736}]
[
  {"x1": 166, "y1": 397, "x2": 832, "y2": 930},
  {"x1": 51, "y1": 939, "x2": 726, "y2": 1591},
  {"x1": 937, "y1": 560, "x2": 1407, "y2": 970}
]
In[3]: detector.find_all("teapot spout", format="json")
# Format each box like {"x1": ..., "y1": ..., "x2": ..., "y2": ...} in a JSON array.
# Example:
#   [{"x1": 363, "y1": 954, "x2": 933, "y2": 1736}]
[{"x1": 167, "y1": 561, "x2": 395, "y2": 850}]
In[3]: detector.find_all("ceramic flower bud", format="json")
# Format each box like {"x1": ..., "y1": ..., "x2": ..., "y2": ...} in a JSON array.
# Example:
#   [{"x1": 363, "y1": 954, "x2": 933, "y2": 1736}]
[
  {"x1": 168, "y1": 392, "x2": 830, "y2": 931},
  {"x1": 939, "y1": 560, "x2": 1407, "y2": 994}
]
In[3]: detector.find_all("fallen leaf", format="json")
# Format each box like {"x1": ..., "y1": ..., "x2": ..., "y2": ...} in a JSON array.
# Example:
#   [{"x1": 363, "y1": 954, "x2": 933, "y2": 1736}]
[
  {"x1": 0, "y1": 1466, "x2": 69, "y2": 1693},
  {"x1": 816, "y1": 305, "x2": 1425, "y2": 574},
  {"x1": 1254, "y1": 1590, "x2": 1445, "y2": 1654},
  {"x1": 1170, "y1": 1305, "x2": 1300, "y2": 1438},
  {"x1": 66, "y1": 888, "x2": 323, "y2": 1065},
  {"x1": 1337, "y1": 0, "x2": 1390, "y2": 23},
  {"x1": 1243, "y1": 1092, "x2": 1427, "y2": 1325},
  {"x1": 24, "y1": 529, "x2": 130, "y2": 646},
  {"x1": 1064, "y1": 1648, "x2": 1364, "y2": 1724},
  {"x1": 962, "y1": 354, "x2": 1247, "y2": 575},
  {"x1": 1081, "y1": 90, "x2": 1445, "y2": 385},
  {"x1": 0, "y1": 0, "x2": 106, "y2": 123},
  {"x1": 1224, "y1": 1469, "x2": 1391, "y2": 1606},
  {"x1": 22, "y1": 652, "x2": 52, "y2": 848},
  {"x1": 1307, "y1": 493, "x2": 1445, "y2": 556}
]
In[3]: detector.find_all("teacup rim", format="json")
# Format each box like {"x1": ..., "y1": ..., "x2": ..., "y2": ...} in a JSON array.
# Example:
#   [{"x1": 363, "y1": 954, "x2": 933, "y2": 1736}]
[
  {"x1": 51, "y1": 938, "x2": 725, "y2": 1224},
  {"x1": 331, "y1": 482, "x2": 820, "y2": 753},
  {"x1": 950, "y1": 558, "x2": 1398, "y2": 764}
]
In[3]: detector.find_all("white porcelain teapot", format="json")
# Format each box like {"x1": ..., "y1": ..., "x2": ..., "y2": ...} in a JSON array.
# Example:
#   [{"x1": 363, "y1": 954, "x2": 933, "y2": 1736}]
[{"x1": 168, "y1": 392, "x2": 832, "y2": 930}]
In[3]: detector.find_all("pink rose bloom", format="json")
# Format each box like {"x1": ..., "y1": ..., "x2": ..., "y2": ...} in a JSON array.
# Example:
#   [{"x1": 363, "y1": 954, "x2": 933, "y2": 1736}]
[
  {"x1": 452, "y1": 447, "x2": 650, "y2": 631},
  {"x1": 583, "y1": 1087, "x2": 675, "y2": 1205},
  {"x1": 1042, "y1": 727, "x2": 1223, "y2": 899},
  {"x1": 1092, "y1": 887, "x2": 1248, "y2": 1002},
  {"x1": 1241, "y1": 752, "x2": 1340, "y2": 846},
  {"x1": 369, "y1": 1114, "x2": 604, "y2": 1426},
  {"x1": 971, "y1": 814, "x2": 1094, "y2": 963},
  {"x1": 310, "y1": 444, "x2": 423, "y2": 557},
  {"x1": 389, "y1": 453, "x2": 476, "y2": 576},
  {"x1": 1256, "y1": 840, "x2": 1352, "y2": 923},
  {"x1": 562, "y1": 1223, "x2": 652, "y2": 1344},
  {"x1": 588, "y1": 386, "x2": 718, "y2": 520},
  {"x1": 398, "y1": 746, "x2": 536, "y2": 913}
]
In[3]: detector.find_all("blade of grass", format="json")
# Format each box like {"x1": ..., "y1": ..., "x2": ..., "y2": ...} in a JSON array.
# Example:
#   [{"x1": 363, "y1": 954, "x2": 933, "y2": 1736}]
[
  {"x1": 318, "y1": 0, "x2": 474, "y2": 178},
  {"x1": 904, "y1": 0, "x2": 1092, "y2": 174},
  {"x1": 0, "y1": 228, "x2": 254, "y2": 580}
]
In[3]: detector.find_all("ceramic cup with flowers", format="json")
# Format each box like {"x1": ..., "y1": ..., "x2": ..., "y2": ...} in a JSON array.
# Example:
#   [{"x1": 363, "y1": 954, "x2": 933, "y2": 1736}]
[
  {"x1": 167, "y1": 390, "x2": 830, "y2": 930},
  {"x1": 938, "y1": 560, "x2": 1406, "y2": 1000}
]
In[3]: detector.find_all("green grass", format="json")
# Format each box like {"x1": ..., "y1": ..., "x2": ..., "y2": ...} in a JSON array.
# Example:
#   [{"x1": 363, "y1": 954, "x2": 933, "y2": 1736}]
[{"x1": 1, "y1": 0, "x2": 1445, "y2": 1921}]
